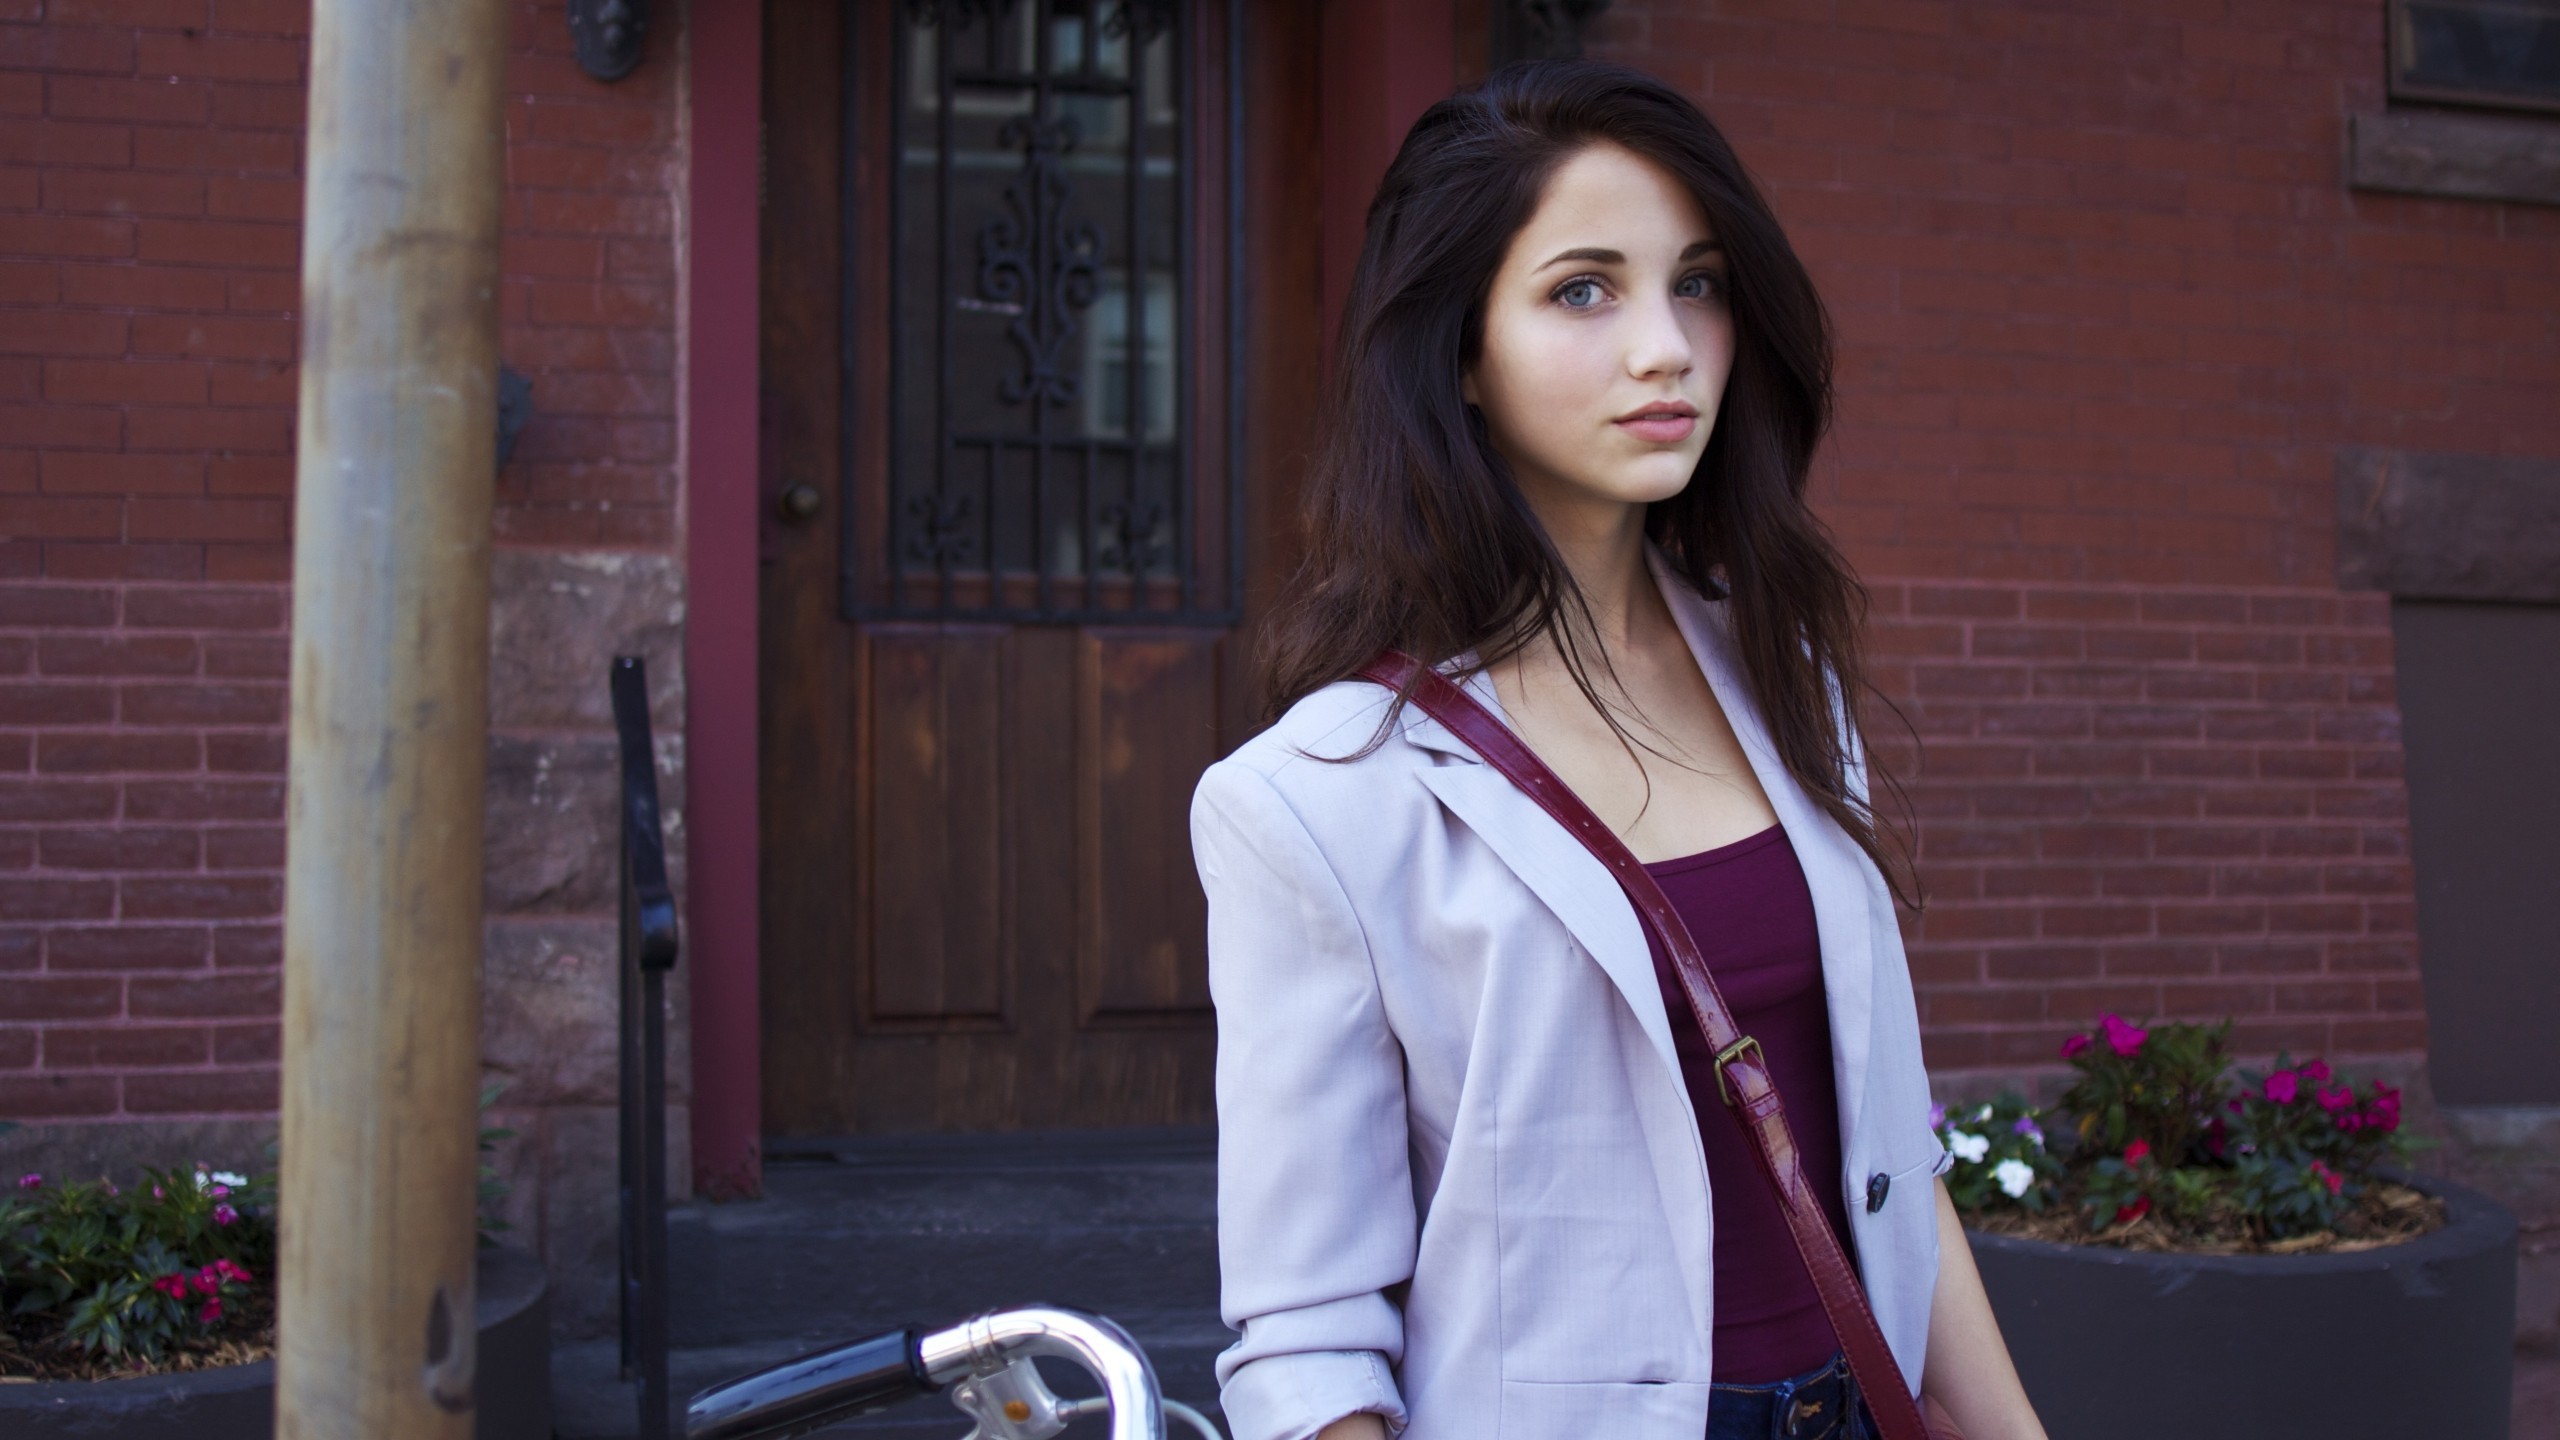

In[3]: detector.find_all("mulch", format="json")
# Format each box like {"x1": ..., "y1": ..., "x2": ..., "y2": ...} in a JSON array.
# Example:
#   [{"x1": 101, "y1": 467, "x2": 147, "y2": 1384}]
[
  {"x1": 1963, "y1": 1179, "x2": 2448, "y2": 1255},
  {"x1": 0, "y1": 1292, "x2": 276, "y2": 1384}
]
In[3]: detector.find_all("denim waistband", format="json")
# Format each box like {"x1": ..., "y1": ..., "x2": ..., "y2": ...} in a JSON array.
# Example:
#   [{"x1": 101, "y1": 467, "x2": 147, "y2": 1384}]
[{"x1": 1703, "y1": 1350, "x2": 1870, "y2": 1440}]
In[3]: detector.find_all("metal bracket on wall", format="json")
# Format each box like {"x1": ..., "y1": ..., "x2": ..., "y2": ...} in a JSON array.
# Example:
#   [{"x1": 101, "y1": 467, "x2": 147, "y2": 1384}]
[{"x1": 570, "y1": 0, "x2": 649, "y2": 82}]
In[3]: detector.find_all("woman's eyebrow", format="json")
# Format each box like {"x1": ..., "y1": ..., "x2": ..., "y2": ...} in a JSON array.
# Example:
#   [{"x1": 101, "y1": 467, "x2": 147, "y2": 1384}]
[{"x1": 1534, "y1": 239, "x2": 1724, "y2": 271}]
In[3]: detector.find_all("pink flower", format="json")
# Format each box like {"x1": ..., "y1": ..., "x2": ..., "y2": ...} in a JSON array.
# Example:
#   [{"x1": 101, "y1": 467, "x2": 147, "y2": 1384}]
[
  {"x1": 14, "y1": 1173, "x2": 39, "y2": 1190},
  {"x1": 2314, "y1": 1083, "x2": 2354, "y2": 1114},
  {"x1": 2060, "y1": 1033, "x2": 2093, "y2": 1060},
  {"x1": 154, "y1": 1274, "x2": 190, "y2": 1299},
  {"x1": 207, "y1": 1183, "x2": 230, "y2": 1199},
  {"x1": 2301, "y1": 1059, "x2": 2331, "y2": 1083},
  {"x1": 212, "y1": 1203, "x2": 239, "y2": 1227},
  {"x1": 2264, "y1": 1070, "x2": 2299, "y2": 1105},
  {"x1": 2337, "y1": 1111, "x2": 2363, "y2": 1133},
  {"x1": 215, "y1": 1259, "x2": 251, "y2": 1282},
  {"x1": 2123, "y1": 1139, "x2": 2151, "y2": 1166},
  {"x1": 2310, "y1": 1160, "x2": 2343, "y2": 1195},
  {"x1": 2206, "y1": 1117, "x2": 2228, "y2": 1158},
  {"x1": 151, "y1": 1185, "x2": 165, "y2": 1200},
  {"x1": 2366, "y1": 1082, "x2": 2402, "y2": 1133},
  {"x1": 193, "y1": 1268, "x2": 222, "y2": 1297},
  {"x1": 1928, "y1": 1103, "x2": 1947, "y2": 1130},
  {"x1": 200, "y1": 1299, "x2": 223, "y2": 1324},
  {"x1": 2113, "y1": 1196, "x2": 2151, "y2": 1226},
  {"x1": 2100, "y1": 1014, "x2": 2148, "y2": 1058}
]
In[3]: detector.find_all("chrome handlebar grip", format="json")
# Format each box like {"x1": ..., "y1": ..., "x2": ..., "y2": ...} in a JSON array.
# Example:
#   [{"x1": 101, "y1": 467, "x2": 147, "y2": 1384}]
[
  {"x1": 682, "y1": 1305, "x2": 1165, "y2": 1440},
  {"x1": 918, "y1": 1306, "x2": 1166, "y2": 1440}
]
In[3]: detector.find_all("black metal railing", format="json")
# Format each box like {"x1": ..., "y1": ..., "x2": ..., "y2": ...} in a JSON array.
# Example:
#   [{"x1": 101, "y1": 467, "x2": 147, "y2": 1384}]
[{"x1": 613, "y1": 655, "x2": 680, "y2": 1440}]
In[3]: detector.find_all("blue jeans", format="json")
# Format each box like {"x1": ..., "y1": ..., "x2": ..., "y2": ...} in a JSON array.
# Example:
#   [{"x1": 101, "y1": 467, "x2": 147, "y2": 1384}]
[{"x1": 1704, "y1": 1351, "x2": 1876, "y2": 1440}]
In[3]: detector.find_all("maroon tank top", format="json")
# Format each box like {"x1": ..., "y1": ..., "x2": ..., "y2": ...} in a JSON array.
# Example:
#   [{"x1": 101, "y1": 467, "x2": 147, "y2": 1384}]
[{"x1": 1640, "y1": 823, "x2": 1852, "y2": 1384}]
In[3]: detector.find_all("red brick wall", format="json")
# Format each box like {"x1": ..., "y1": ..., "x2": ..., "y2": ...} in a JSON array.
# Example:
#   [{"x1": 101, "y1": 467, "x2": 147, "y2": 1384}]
[
  {"x1": 0, "y1": 0, "x2": 681, "y2": 1129},
  {"x1": 1586, "y1": 0, "x2": 2560, "y2": 1079}
]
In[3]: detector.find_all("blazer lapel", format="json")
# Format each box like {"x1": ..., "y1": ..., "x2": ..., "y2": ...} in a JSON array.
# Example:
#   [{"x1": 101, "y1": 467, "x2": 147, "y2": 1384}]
[
  {"x1": 1397, "y1": 676, "x2": 1687, "y2": 1089},
  {"x1": 1647, "y1": 546, "x2": 1877, "y2": 1153}
]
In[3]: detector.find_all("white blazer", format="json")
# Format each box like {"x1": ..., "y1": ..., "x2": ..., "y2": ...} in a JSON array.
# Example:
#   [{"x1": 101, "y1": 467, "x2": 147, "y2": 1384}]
[{"x1": 1191, "y1": 546, "x2": 1945, "y2": 1440}]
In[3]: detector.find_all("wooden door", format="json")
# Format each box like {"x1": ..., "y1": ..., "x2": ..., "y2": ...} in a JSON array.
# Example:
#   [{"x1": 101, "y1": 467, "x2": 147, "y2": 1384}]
[{"x1": 759, "y1": 0, "x2": 1323, "y2": 1134}]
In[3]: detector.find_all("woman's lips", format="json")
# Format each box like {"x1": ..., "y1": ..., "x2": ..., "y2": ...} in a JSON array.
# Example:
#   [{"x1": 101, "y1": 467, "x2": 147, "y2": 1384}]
[{"x1": 1616, "y1": 413, "x2": 1697, "y2": 443}]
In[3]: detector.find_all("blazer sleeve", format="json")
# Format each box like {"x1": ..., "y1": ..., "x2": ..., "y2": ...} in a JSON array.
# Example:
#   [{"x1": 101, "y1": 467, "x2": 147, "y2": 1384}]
[{"x1": 1192, "y1": 759, "x2": 1415, "y2": 1440}]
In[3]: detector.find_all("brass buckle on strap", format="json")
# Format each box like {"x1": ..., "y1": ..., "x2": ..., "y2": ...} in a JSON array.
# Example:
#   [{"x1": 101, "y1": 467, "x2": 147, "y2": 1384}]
[{"x1": 1714, "y1": 1035, "x2": 1763, "y2": 1107}]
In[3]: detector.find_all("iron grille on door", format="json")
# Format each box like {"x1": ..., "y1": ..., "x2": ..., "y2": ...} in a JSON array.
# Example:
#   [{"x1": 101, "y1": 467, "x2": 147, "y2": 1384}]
[{"x1": 850, "y1": 0, "x2": 1239, "y2": 624}]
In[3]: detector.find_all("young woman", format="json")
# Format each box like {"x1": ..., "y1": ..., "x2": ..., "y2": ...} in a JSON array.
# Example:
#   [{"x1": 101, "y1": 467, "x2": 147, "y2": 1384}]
[{"x1": 1191, "y1": 62, "x2": 2048, "y2": 1440}]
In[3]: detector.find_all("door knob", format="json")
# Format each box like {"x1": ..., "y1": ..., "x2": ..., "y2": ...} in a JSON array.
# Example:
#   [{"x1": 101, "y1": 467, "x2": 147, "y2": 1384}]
[{"x1": 776, "y1": 484, "x2": 821, "y2": 523}]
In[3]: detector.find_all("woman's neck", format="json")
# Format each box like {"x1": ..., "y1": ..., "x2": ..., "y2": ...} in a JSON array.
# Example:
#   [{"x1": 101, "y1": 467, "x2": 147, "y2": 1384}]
[{"x1": 1520, "y1": 485, "x2": 1664, "y2": 657}]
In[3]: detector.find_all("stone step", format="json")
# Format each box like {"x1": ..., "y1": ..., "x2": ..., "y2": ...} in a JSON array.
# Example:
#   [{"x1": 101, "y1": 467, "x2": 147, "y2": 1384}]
[{"x1": 555, "y1": 1128, "x2": 1230, "y2": 1440}]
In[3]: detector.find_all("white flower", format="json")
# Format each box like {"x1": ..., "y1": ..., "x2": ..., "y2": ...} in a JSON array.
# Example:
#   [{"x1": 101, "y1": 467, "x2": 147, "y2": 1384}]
[
  {"x1": 1947, "y1": 1130, "x2": 1991, "y2": 1164},
  {"x1": 1994, "y1": 1159, "x2": 2036, "y2": 1199},
  {"x1": 211, "y1": 1171, "x2": 248, "y2": 1189},
  {"x1": 1972, "y1": 1103, "x2": 1994, "y2": 1123}
]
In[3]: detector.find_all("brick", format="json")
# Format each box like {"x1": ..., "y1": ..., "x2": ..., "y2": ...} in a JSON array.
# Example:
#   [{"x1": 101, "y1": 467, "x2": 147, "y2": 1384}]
[
  {"x1": 125, "y1": 405, "x2": 293, "y2": 454},
  {"x1": 0, "y1": 495, "x2": 120, "y2": 538},
  {"x1": 0, "y1": 118, "x2": 131, "y2": 168},
  {"x1": 0, "y1": 584, "x2": 116, "y2": 627},
  {"x1": 120, "y1": 682, "x2": 282, "y2": 727},
  {"x1": 0, "y1": 1073, "x2": 119, "y2": 1117},
  {"x1": 40, "y1": 452, "x2": 204, "y2": 497},
  {"x1": 0, "y1": 975, "x2": 121, "y2": 1020},
  {"x1": 43, "y1": 360, "x2": 210, "y2": 407},
  {"x1": 205, "y1": 731, "x2": 282, "y2": 772},
  {"x1": 0, "y1": 877, "x2": 114, "y2": 918},
  {"x1": 202, "y1": 635, "x2": 287, "y2": 677},
  {"x1": 121, "y1": 874, "x2": 280, "y2": 919},
  {"x1": 0, "y1": 780, "x2": 117, "y2": 821},
  {"x1": 211, "y1": 1020, "x2": 278, "y2": 1063},
  {"x1": 211, "y1": 923, "x2": 277, "y2": 968},
  {"x1": 41, "y1": 167, "x2": 206, "y2": 218},
  {"x1": 123, "y1": 586, "x2": 284, "y2": 630},
  {"x1": 58, "y1": 262, "x2": 230, "y2": 311},
  {"x1": 43, "y1": 543, "x2": 201, "y2": 581},
  {"x1": 47, "y1": 925, "x2": 209, "y2": 971},
  {"x1": 130, "y1": 314, "x2": 296, "y2": 361},
  {"x1": 47, "y1": 76, "x2": 211, "y2": 126},
  {"x1": 0, "y1": 683, "x2": 114, "y2": 725},
  {"x1": 41, "y1": 826, "x2": 201, "y2": 870},
  {"x1": 127, "y1": 969, "x2": 276, "y2": 1018},
  {"x1": 126, "y1": 498, "x2": 287, "y2": 543},
  {"x1": 42, "y1": 1023, "x2": 209, "y2": 1067},
  {"x1": 124, "y1": 1065, "x2": 277, "y2": 1113},
  {"x1": 37, "y1": 635, "x2": 198, "y2": 676},
  {"x1": 123, "y1": 778, "x2": 280, "y2": 820},
  {"x1": 0, "y1": 929, "x2": 36, "y2": 970},
  {"x1": 134, "y1": 32, "x2": 306, "y2": 83},
  {"x1": 35, "y1": 732, "x2": 200, "y2": 772},
  {"x1": 0, "y1": 1028, "x2": 29, "y2": 1067},
  {"x1": 204, "y1": 824, "x2": 281, "y2": 869},
  {"x1": 0, "y1": 215, "x2": 133, "y2": 259}
]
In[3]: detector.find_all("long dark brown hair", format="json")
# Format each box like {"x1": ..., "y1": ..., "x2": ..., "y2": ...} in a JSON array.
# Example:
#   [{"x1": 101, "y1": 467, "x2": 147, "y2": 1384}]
[{"x1": 1260, "y1": 59, "x2": 1919, "y2": 906}]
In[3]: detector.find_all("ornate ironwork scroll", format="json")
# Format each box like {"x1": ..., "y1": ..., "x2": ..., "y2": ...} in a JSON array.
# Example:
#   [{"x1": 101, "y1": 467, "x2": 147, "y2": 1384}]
[{"x1": 858, "y1": 0, "x2": 1226, "y2": 624}]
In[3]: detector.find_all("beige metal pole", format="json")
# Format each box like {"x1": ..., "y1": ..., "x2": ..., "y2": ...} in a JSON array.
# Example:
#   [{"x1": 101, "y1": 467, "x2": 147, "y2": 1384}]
[{"x1": 278, "y1": 0, "x2": 509, "y2": 1430}]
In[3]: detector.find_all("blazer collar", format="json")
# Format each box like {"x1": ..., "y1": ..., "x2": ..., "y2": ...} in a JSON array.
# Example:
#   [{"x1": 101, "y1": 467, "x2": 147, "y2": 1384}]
[{"x1": 1391, "y1": 544, "x2": 1879, "y2": 1149}]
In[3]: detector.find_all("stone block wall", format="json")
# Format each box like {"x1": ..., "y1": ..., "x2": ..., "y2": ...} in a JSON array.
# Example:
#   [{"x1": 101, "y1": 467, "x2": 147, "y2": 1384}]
[{"x1": 0, "y1": 0, "x2": 691, "y2": 1336}]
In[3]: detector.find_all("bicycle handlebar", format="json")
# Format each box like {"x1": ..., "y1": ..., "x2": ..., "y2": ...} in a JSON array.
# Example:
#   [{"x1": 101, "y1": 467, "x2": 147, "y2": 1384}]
[{"x1": 684, "y1": 1305, "x2": 1167, "y2": 1440}]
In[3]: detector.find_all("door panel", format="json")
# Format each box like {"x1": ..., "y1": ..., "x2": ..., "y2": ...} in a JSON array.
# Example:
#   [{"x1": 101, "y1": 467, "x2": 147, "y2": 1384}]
[
  {"x1": 760, "y1": 0, "x2": 1322, "y2": 1134},
  {"x1": 862, "y1": 625, "x2": 1008, "y2": 1024},
  {"x1": 1078, "y1": 629, "x2": 1221, "y2": 1022}
]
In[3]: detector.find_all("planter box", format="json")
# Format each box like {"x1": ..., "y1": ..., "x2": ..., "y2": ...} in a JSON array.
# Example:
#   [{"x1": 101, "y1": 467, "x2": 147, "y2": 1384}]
[
  {"x1": 0, "y1": 1245, "x2": 552, "y2": 1440},
  {"x1": 1970, "y1": 1173, "x2": 2516, "y2": 1440}
]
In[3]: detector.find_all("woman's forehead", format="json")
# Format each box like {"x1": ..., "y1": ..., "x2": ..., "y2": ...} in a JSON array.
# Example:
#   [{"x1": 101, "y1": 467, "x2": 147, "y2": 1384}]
[{"x1": 1509, "y1": 143, "x2": 1717, "y2": 269}]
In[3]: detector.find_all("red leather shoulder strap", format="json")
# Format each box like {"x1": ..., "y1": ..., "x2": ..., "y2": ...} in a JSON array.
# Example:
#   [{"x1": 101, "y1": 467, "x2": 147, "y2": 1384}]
[{"x1": 1357, "y1": 651, "x2": 1935, "y2": 1440}]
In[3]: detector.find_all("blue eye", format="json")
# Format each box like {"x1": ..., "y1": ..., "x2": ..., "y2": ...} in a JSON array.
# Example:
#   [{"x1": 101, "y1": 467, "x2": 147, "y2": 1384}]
[
  {"x1": 1677, "y1": 271, "x2": 1724, "y2": 301},
  {"x1": 1555, "y1": 278, "x2": 1605, "y2": 309}
]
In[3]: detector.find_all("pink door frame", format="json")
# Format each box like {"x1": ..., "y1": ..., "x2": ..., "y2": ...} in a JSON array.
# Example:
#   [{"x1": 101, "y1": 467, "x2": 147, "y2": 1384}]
[
  {"x1": 676, "y1": 1, "x2": 1460, "y2": 1193},
  {"x1": 684, "y1": 0, "x2": 763, "y2": 1200}
]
